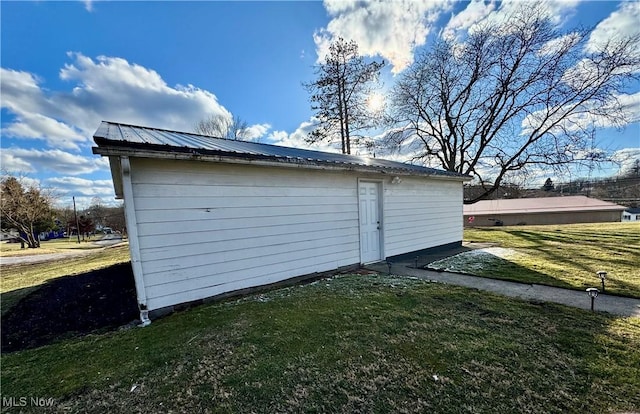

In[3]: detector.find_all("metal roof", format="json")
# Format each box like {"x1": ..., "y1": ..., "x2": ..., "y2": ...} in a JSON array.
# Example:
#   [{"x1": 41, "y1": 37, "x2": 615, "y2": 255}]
[
  {"x1": 92, "y1": 121, "x2": 468, "y2": 179},
  {"x1": 464, "y1": 196, "x2": 625, "y2": 215}
]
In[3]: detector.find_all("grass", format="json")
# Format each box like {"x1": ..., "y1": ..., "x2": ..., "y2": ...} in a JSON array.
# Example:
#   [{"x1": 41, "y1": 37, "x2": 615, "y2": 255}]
[
  {"x1": 0, "y1": 245, "x2": 131, "y2": 316},
  {"x1": 2, "y1": 223, "x2": 639, "y2": 411},
  {"x1": 456, "y1": 222, "x2": 640, "y2": 298},
  {"x1": 0, "y1": 236, "x2": 112, "y2": 257},
  {"x1": 1, "y1": 274, "x2": 639, "y2": 413}
]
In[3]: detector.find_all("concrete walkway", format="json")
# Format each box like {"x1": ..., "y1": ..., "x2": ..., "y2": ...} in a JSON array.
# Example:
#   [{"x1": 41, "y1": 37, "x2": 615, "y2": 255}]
[
  {"x1": 0, "y1": 249, "x2": 97, "y2": 266},
  {"x1": 365, "y1": 261, "x2": 640, "y2": 318}
]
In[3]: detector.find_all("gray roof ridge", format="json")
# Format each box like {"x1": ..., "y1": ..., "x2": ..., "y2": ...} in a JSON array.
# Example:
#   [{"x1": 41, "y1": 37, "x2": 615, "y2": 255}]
[
  {"x1": 99, "y1": 120, "x2": 402, "y2": 161},
  {"x1": 94, "y1": 121, "x2": 469, "y2": 179}
]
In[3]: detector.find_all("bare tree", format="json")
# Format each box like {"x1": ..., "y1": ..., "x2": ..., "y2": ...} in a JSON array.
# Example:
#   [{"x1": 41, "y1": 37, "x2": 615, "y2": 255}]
[
  {"x1": 622, "y1": 159, "x2": 640, "y2": 178},
  {"x1": 103, "y1": 203, "x2": 126, "y2": 235},
  {"x1": 387, "y1": 5, "x2": 640, "y2": 202},
  {"x1": 53, "y1": 206, "x2": 75, "y2": 235},
  {"x1": 304, "y1": 38, "x2": 384, "y2": 154},
  {"x1": 194, "y1": 114, "x2": 249, "y2": 140},
  {"x1": 86, "y1": 197, "x2": 107, "y2": 229},
  {"x1": 1, "y1": 175, "x2": 54, "y2": 248},
  {"x1": 84, "y1": 199, "x2": 126, "y2": 233}
]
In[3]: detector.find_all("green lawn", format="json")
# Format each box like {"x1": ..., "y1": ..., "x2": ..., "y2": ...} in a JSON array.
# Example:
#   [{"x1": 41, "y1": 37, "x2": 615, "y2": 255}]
[
  {"x1": 458, "y1": 222, "x2": 640, "y2": 298},
  {"x1": 0, "y1": 245, "x2": 131, "y2": 316},
  {"x1": 2, "y1": 223, "x2": 639, "y2": 412},
  {"x1": 1, "y1": 274, "x2": 638, "y2": 413},
  {"x1": 0, "y1": 236, "x2": 116, "y2": 257}
]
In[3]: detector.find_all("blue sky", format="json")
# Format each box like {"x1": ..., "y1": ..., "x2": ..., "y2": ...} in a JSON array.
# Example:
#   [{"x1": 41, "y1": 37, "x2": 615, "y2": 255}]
[{"x1": 1, "y1": 0, "x2": 639, "y2": 207}]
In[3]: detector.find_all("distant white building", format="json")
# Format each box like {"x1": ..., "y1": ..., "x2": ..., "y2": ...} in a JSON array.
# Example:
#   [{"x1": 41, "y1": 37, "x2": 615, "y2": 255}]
[
  {"x1": 0, "y1": 230, "x2": 19, "y2": 241},
  {"x1": 622, "y1": 208, "x2": 640, "y2": 222},
  {"x1": 93, "y1": 121, "x2": 471, "y2": 323}
]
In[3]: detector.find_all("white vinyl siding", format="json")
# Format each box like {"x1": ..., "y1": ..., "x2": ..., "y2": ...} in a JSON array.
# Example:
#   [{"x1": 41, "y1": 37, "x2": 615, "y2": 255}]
[
  {"x1": 129, "y1": 158, "x2": 360, "y2": 310},
  {"x1": 383, "y1": 177, "x2": 463, "y2": 257},
  {"x1": 123, "y1": 158, "x2": 464, "y2": 311}
]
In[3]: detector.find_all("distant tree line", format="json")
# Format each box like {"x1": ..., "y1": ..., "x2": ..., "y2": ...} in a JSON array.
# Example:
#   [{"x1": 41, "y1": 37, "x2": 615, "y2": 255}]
[
  {"x1": 1, "y1": 174, "x2": 126, "y2": 249},
  {"x1": 56, "y1": 197, "x2": 126, "y2": 240},
  {"x1": 464, "y1": 174, "x2": 640, "y2": 207}
]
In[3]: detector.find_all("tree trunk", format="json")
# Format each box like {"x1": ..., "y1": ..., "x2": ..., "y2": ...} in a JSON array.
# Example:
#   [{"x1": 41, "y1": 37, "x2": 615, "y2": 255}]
[{"x1": 341, "y1": 77, "x2": 351, "y2": 154}]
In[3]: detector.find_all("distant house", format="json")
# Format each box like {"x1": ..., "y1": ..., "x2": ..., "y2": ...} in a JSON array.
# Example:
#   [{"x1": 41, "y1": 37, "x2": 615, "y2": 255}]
[
  {"x1": 463, "y1": 196, "x2": 625, "y2": 227},
  {"x1": 0, "y1": 229, "x2": 19, "y2": 241},
  {"x1": 93, "y1": 121, "x2": 470, "y2": 323},
  {"x1": 622, "y1": 208, "x2": 640, "y2": 222}
]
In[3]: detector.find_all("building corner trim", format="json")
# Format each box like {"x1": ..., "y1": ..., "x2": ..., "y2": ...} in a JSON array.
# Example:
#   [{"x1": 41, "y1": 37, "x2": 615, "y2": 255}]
[{"x1": 120, "y1": 156, "x2": 151, "y2": 326}]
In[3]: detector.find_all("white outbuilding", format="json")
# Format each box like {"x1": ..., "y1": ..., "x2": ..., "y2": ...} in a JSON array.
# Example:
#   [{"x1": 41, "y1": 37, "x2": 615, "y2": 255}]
[{"x1": 93, "y1": 121, "x2": 469, "y2": 323}]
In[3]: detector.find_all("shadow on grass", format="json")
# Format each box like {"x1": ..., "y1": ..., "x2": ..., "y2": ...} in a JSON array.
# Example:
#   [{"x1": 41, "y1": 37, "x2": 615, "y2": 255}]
[
  {"x1": 411, "y1": 245, "x2": 475, "y2": 268},
  {"x1": 1, "y1": 286, "x2": 39, "y2": 318},
  {"x1": 412, "y1": 242, "x2": 576, "y2": 289},
  {"x1": 508, "y1": 230, "x2": 599, "y2": 274},
  {"x1": 507, "y1": 229, "x2": 639, "y2": 297},
  {"x1": 1, "y1": 274, "x2": 638, "y2": 412},
  {"x1": 427, "y1": 251, "x2": 577, "y2": 290},
  {"x1": 1, "y1": 262, "x2": 138, "y2": 353},
  {"x1": 466, "y1": 227, "x2": 640, "y2": 297}
]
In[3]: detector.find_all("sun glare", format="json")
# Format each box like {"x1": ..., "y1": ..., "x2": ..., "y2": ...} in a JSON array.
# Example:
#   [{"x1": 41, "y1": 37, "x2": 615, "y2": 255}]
[{"x1": 366, "y1": 92, "x2": 385, "y2": 113}]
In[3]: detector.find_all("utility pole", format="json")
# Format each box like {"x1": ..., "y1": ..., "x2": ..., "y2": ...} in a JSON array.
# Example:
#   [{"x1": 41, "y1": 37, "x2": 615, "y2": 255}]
[{"x1": 73, "y1": 196, "x2": 81, "y2": 244}]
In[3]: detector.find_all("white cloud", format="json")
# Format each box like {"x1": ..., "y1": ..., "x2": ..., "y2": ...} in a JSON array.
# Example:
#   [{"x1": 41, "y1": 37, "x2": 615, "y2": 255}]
[
  {"x1": 445, "y1": 0, "x2": 580, "y2": 41},
  {"x1": 0, "y1": 68, "x2": 87, "y2": 150},
  {"x1": 267, "y1": 118, "x2": 429, "y2": 162},
  {"x1": 538, "y1": 32, "x2": 582, "y2": 56},
  {"x1": 243, "y1": 123, "x2": 271, "y2": 142},
  {"x1": 489, "y1": 0, "x2": 580, "y2": 27},
  {"x1": 83, "y1": 1, "x2": 94, "y2": 12},
  {"x1": 611, "y1": 147, "x2": 640, "y2": 175},
  {"x1": 613, "y1": 92, "x2": 640, "y2": 125},
  {"x1": 46, "y1": 176, "x2": 114, "y2": 196},
  {"x1": 586, "y1": 1, "x2": 640, "y2": 54},
  {"x1": 316, "y1": 0, "x2": 453, "y2": 74},
  {"x1": 1, "y1": 53, "x2": 233, "y2": 151},
  {"x1": 45, "y1": 176, "x2": 118, "y2": 208},
  {"x1": 268, "y1": 118, "x2": 324, "y2": 149},
  {"x1": 267, "y1": 118, "x2": 345, "y2": 154},
  {"x1": 1, "y1": 152, "x2": 36, "y2": 173},
  {"x1": 522, "y1": 92, "x2": 640, "y2": 135},
  {"x1": 0, "y1": 68, "x2": 42, "y2": 100},
  {"x1": 1, "y1": 113, "x2": 87, "y2": 150},
  {"x1": 56, "y1": 53, "x2": 231, "y2": 133},
  {"x1": 442, "y1": 0, "x2": 496, "y2": 41},
  {"x1": 1, "y1": 148, "x2": 108, "y2": 176},
  {"x1": 315, "y1": 0, "x2": 583, "y2": 74}
]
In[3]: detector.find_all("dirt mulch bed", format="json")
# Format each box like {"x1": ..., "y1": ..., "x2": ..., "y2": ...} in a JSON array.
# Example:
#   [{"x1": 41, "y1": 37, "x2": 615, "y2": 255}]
[{"x1": 1, "y1": 263, "x2": 139, "y2": 353}]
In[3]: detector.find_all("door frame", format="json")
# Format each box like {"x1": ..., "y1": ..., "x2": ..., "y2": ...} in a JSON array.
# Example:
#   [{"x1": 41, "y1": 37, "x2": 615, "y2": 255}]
[{"x1": 357, "y1": 179, "x2": 384, "y2": 264}]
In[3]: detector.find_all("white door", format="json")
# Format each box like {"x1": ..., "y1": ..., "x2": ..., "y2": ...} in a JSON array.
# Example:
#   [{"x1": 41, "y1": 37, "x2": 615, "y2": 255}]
[{"x1": 359, "y1": 181, "x2": 382, "y2": 264}]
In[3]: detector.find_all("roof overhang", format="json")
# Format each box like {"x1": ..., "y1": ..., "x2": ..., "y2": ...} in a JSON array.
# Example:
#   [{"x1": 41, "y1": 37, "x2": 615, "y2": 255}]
[
  {"x1": 106, "y1": 156, "x2": 124, "y2": 199},
  {"x1": 92, "y1": 121, "x2": 472, "y2": 191},
  {"x1": 93, "y1": 144, "x2": 472, "y2": 184}
]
